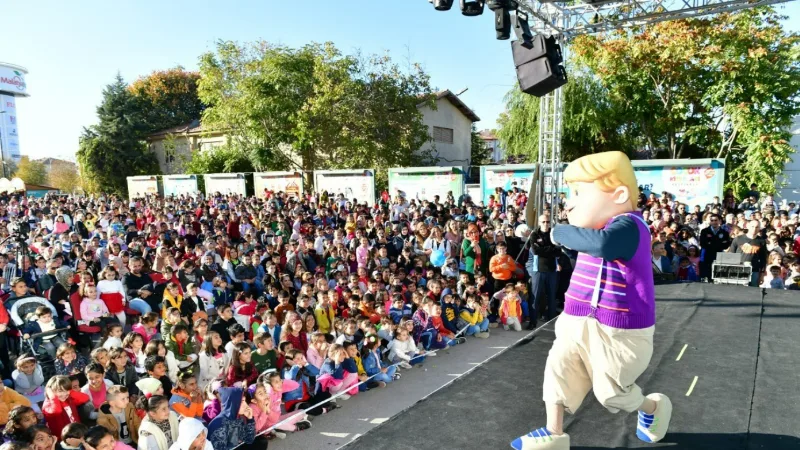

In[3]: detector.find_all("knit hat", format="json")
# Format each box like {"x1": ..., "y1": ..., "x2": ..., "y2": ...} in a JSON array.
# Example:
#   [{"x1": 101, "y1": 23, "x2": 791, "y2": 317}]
[
  {"x1": 136, "y1": 378, "x2": 162, "y2": 398},
  {"x1": 169, "y1": 418, "x2": 207, "y2": 450}
]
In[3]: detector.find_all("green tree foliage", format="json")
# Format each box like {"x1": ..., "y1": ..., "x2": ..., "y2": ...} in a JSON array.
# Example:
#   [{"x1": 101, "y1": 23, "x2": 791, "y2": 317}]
[
  {"x1": 497, "y1": 73, "x2": 625, "y2": 163},
  {"x1": 571, "y1": 7, "x2": 800, "y2": 196},
  {"x1": 196, "y1": 41, "x2": 435, "y2": 176},
  {"x1": 184, "y1": 144, "x2": 254, "y2": 175},
  {"x1": 13, "y1": 156, "x2": 47, "y2": 185},
  {"x1": 470, "y1": 125, "x2": 492, "y2": 166},
  {"x1": 77, "y1": 75, "x2": 161, "y2": 195},
  {"x1": 128, "y1": 67, "x2": 205, "y2": 133}
]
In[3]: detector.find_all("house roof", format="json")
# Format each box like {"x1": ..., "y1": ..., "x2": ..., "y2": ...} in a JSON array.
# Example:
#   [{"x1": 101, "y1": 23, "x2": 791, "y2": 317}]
[
  {"x1": 146, "y1": 119, "x2": 205, "y2": 139},
  {"x1": 479, "y1": 129, "x2": 497, "y2": 141},
  {"x1": 431, "y1": 90, "x2": 481, "y2": 122},
  {"x1": 25, "y1": 183, "x2": 59, "y2": 191}
]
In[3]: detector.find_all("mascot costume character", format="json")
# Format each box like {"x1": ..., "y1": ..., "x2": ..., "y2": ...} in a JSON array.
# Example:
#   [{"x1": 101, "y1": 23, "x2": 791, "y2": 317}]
[{"x1": 512, "y1": 151, "x2": 672, "y2": 449}]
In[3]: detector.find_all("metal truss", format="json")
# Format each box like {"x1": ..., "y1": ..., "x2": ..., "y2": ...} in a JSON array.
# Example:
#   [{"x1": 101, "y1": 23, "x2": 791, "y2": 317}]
[{"x1": 518, "y1": 0, "x2": 795, "y2": 38}]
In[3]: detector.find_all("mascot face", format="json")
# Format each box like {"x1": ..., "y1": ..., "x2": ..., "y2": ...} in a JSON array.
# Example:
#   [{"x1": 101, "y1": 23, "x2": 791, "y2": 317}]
[{"x1": 564, "y1": 181, "x2": 632, "y2": 230}]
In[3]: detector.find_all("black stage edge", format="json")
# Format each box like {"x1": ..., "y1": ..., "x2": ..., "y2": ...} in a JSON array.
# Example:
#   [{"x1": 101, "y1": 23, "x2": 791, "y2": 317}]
[{"x1": 343, "y1": 284, "x2": 800, "y2": 450}]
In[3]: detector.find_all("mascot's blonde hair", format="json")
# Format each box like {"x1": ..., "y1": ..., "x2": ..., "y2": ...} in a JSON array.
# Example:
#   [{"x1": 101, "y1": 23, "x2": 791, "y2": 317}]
[{"x1": 563, "y1": 151, "x2": 639, "y2": 209}]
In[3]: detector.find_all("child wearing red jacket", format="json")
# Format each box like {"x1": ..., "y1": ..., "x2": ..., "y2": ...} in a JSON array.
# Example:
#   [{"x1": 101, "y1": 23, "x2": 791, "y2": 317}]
[{"x1": 42, "y1": 375, "x2": 91, "y2": 440}]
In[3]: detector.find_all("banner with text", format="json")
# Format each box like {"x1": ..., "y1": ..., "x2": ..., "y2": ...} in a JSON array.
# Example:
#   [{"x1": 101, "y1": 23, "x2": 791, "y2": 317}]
[
  {"x1": 633, "y1": 160, "x2": 725, "y2": 207},
  {"x1": 314, "y1": 170, "x2": 376, "y2": 206},
  {"x1": 388, "y1": 168, "x2": 464, "y2": 202},
  {"x1": 163, "y1": 175, "x2": 199, "y2": 197},
  {"x1": 204, "y1": 173, "x2": 246, "y2": 197},
  {"x1": 253, "y1": 172, "x2": 304, "y2": 199},
  {"x1": 127, "y1": 176, "x2": 159, "y2": 200}
]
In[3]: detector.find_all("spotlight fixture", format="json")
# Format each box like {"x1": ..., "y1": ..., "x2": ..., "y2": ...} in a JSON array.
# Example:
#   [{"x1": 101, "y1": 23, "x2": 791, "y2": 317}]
[
  {"x1": 432, "y1": 0, "x2": 455, "y2": 10},
  {"x1": 496, "y1": 8, "x2": 512, "y2": 40},
  {"x1": 460, "y1": 0, "x2": 485, "y2": 16},
  {"x1": 512, "y1": 35, "x2": 567, "y2": 97},
  {"x1": 486, "y1": 0, "x2": 518, "y2": 10},
  {"x1": 513, "y1": 11, "x2": 534, "y2": 48}
]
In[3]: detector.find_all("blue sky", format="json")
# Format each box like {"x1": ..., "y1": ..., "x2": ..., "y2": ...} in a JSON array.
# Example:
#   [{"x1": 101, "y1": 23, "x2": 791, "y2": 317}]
[{"x1": 4, "y1": 0, "x2": 800, "y2": 162}]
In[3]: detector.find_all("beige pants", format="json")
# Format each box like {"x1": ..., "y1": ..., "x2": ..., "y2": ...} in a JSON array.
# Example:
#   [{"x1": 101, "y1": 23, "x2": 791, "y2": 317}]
[{"x1": 543, "y1": 314, "x2": 654, "y2": 414}]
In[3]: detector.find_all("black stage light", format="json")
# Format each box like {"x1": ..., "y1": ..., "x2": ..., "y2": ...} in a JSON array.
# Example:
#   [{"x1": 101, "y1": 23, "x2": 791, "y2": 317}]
[
  {"x1": 513, "y1": 11, "x2": 534, "y2": 48},
  {"x1": 496, "y1": 8, "x2": 512, "y2": 40},
  {"x1": 433, "y1": 0, "x2": 455, "y2": 11},
  {"x1": 512, "y1": 36, "x2": 567, "y2": 97},
  {"x1": 486, "y1": 0, "x2": 518, "y2": 10},
  {"x1": 461, "y1": 0, "x2": 485, "y2": 16}
]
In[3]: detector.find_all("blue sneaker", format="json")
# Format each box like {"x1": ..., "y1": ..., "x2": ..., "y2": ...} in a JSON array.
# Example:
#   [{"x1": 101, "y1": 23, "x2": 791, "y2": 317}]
[
  {"x1": 510, "y1": 427, "x2": 570, "y2": 450},
  {"x1": 636, "y1": 393, "x2": 673, "y2": 443}
]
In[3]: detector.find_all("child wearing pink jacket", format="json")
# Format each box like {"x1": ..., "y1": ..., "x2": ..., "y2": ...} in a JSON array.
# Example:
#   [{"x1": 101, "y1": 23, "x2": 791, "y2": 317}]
[{"x1": 249, "y1": 372, "x2": 311, "y2": 438}]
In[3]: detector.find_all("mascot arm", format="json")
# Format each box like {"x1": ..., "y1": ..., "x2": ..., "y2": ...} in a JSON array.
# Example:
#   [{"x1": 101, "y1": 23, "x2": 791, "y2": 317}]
[{"x1": 552, "y1": 216, "x2": 640, "y2": 261}]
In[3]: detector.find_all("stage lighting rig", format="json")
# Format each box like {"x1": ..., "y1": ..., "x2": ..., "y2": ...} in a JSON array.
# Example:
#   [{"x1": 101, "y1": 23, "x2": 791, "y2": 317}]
[
  {"x1": 430, "y1": 0, "x2": 455, "y2": 10},
  {"x1": 513, "y1": 11, "x2": 534, "y2": 48},
  {"x1": 496, "y1": 8, "x2": 512, "y2": 39},
  {"x1": 460, "y1": 0, "x2": 485, "y2": 16},
  {"x1": 486, "y1": 0, "x2": 518, "y2": 10}
]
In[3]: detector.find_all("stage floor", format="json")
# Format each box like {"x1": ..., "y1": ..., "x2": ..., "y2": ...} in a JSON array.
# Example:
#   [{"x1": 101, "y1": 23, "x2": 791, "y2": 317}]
[{"x1": 343, "y1": 284, "x2": 800, "y2": 450}]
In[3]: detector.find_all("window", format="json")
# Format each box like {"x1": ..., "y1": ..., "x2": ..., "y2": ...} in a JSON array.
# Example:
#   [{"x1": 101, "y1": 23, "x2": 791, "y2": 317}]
[{"x1": 432, "y1": 126, "x2": 454, "y2": 144}]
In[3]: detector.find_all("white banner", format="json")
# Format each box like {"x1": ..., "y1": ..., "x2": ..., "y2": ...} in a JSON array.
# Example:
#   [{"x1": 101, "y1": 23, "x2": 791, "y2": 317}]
[
  {"x1": 204, "y1": 173, "x2": 246, "y2": 197},
  {"x1": 314, "y1": 170, "x2": 375, "y2": 205},
  {"x1": 253, "y1": 172, "x2": 303, "y2": 199},
  {"x1": 0, "y1": 94, "x2": 21, "y2": 161},
  {"x1": 127, "y1": 176, "x2": 158, "y2": 200},
  {"x1": 163, "y1": 175, "x2": 198, "y2": 197}
]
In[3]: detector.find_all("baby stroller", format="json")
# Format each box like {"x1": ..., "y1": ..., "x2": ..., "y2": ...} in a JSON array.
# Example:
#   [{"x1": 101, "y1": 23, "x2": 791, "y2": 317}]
[{"x1": 10, "y1": 297, "x2": 69, "y2": 380}]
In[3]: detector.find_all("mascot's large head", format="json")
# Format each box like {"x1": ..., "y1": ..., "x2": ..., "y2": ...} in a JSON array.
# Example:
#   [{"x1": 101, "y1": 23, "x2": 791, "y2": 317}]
[{"x1": 563, "y1": 151, "x2": 639, "y2": 230}]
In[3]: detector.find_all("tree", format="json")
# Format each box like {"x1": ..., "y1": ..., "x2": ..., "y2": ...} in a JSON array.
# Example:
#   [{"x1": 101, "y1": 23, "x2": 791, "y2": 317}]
[
  {"x1": 497, "y1": 73, "x2": 627, "y2": 163},
  {"x1": 470, "y1": 125, "x2": 492, "y2": 166},
  {"x1": 77, "y1": 74, "x2": 161, "y2": 195},
  {"x1": 48, "y1": 162, "x2": 81, "y2": 193},
  {"x1": 128, "y1": 67, "x2": 205, "y2": 133},
  {"x1": 197, "y1": 41, "x2": 435, "y2": 178},
  {"x1": 571, "y1": 7, "x2": 800, "y2": 195},
  {"x1": 184, "y1": 144, "x2": 255, "y2": 175},
  {"x1": 13, "y1": 156, "x2": 47, "y2": 185}
]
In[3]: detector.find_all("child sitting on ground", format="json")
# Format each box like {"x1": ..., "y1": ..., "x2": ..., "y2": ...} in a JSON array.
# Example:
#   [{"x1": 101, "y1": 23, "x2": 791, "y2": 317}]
[
  {"x1": 42, "y1": 376, "x2": 91, "y2": 440},
  {"x1": 250, "y1": 372, "x2": 311, "y2": 439},
  {"x1": 143, "y1": 355, "x2": 173, "y2": 397},
  {"x1": 104, "y1": 348, "x2": 140, "y2": 397},
  {"x1": 318, "y1": 344, "x2": 360, "y2": 400},
  {"x1": 12, "y1": 355, "x2": 45, "y2": 413},
  {"x1": 55, "y1": 344, "x2": 88, "y2": 380},
  {"x1": 225, "y1": 324, "x2": 247, "y2": 359},
  {"x1": 81, "y1": 363, "x2": 114, "y2": 421},
  {"x1": 165, "y1": 324, "x2": 197, "y2": 370},
  {"x1": 225, "y1": 343, "x2": 258, "y2": 388},
  {"x1": 101, "y1": 323, "x2": 124, "y2": 350},
  {"x1": 58, "y1": 423, "x2": 89, "y2": 450},
  {"x1": 96, "y1": 386, "x2": 141, "y2": 446},
  {"x1": 131, "y1": 313, "x2": 159, "y2": 345},
  {"x1": 251, "y1": 333, "x2": 278, "y2": 374},
  {"x1": 387, "y1": 328, "x2": 425, "y2": 370},
  {"x1": 168, "y1": 372, "x2": 203, "y2": 420}
]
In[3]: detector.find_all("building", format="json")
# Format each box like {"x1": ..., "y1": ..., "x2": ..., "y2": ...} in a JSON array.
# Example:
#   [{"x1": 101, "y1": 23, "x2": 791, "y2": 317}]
[
  {"x1": 146, "y1": 120, "x2": 227, "y2": 175},
  {"x1": 478, "y1": 129, "x2": 506, "y2": 163},
  {"x1": 417, "y1": 90, "x2": 480, "y2": 169},
  {"x1": 777, "y1": 115, "x2": 800, "y2": 201}
]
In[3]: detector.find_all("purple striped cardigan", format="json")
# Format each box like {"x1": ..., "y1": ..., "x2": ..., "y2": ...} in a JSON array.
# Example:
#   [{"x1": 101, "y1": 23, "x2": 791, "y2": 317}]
[{"x1": 563, "y1": 212, "x2": 656, "y2": 329}]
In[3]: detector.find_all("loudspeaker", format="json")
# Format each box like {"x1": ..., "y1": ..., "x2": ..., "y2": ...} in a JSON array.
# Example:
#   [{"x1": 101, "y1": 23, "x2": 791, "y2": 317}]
[
  {"x1": 512, "y1": 38, "x2": 567, "y2": 97},
  {"x1": 433, "y1": 0, "x2": 455, "y2": 10},
  {"x1": 461, "y1": 0, "x2": 485, "y2": 16},
  {"x1": 495, "y1": 8, "x2": 511, "y2": 40}
]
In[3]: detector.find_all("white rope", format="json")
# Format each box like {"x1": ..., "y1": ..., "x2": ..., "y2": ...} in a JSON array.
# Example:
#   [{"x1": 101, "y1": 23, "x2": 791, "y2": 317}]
[{"x1": 253, "y1": 316, "x2": 556, "y2": 437}]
